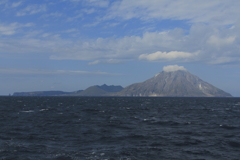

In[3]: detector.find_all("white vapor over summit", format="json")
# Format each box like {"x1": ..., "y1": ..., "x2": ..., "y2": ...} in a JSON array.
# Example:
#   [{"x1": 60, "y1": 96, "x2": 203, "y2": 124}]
[
  {"x1": 117, "y1": 65, "x2": 232, "y2": 97},
  {"x1": 163, "y1": 65, "x2": 187, "y2": 72}
]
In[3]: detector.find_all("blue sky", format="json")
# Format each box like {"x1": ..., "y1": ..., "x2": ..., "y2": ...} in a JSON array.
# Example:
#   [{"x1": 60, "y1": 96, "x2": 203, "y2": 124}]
[{"x1": 0, "y1": 0, "x2": 240, "y2": 96}]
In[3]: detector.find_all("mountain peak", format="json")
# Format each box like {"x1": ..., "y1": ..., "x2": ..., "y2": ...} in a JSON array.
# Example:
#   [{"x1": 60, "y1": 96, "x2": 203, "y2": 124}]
[{"x1": 118, "y1": 66, "x2": 232, "y2": 97}]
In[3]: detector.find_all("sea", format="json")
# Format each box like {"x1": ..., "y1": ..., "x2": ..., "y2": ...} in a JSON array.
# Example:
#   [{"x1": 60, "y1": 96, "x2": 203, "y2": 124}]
[{"x1": 0, "y1": 97, "x2": 240, "y2": 160}]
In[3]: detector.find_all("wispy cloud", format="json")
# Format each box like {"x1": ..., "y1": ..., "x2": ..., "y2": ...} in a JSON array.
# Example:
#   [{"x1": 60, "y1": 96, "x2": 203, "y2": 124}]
[
  {"x1": 0, "y1": 22, "x2": 34, "y2": 36},
  {"x1": 83, "y1": 21, "x2": 100, "y2": 27},
  {"x1": 42, "y1": 12, "x2": 62, "y2": 18},
  {"x1": 11, "y1": 1, "x2": 22, "y2": 8},
  {"x1": 41, "y1": 33, "x2": 51, "y2": 38},
  {"x1": 104, "y1": 0, "x2": 240, "y2": 25},
  {"x1": 16, "y1": 4, "x2": 47, "y2": 16},
  {"x1": 84, "y1": 0, "x2": 109, "y2": 8},
  {"x1": 66, "y1": 13, "x2": 83, "y2": 22},
  {"x1": 94, "y1": 0, "x2": 109, "y2": 8},
  {"x1": 66, "y1": 0, "x2": 109, "y2": 8},
  {"x1": 64, "y1": 28, "x2": 78, "y2": 33},
  {"x1": 0, "y1": 68, "x2": 122, "y2": 76},
  {"x1": 0, "y1": 0, "x2": 8, "y2": 5},
  {"x1": 88, "y1": 59, "x2": 124, "y2": 65},
  {"x1": 81, "y1": 8, "x2": 96, "y2": 14},
  {"x1": 209, "y1": 57, "x2": 240, "y2": 65}
]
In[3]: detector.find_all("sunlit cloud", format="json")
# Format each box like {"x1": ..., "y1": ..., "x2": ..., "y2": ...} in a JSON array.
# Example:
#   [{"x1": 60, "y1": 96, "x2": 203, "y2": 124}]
[{"x1": 139, "y1": 51, "x2": 193, "y2": 61}]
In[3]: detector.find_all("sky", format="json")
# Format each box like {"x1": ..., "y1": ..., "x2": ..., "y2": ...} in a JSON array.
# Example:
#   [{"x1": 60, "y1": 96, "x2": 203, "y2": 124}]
[{"x1": 0, "y1": 0, "x2": 240, "y2": 96}]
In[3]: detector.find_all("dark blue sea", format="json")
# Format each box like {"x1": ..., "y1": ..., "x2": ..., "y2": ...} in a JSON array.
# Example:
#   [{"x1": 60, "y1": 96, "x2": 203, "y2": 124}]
[{"x1": 0, "y1": 97, "x2": 240, "y2": 160}]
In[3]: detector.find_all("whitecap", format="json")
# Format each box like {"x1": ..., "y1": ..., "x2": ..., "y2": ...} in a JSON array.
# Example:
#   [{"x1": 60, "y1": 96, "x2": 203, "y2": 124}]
[
  {"x1": 235, "y1": 102, "x2": 240, "y2": 105},
  {"x1": 21, "y1": 110, "x2": 34, "y2": 113}
]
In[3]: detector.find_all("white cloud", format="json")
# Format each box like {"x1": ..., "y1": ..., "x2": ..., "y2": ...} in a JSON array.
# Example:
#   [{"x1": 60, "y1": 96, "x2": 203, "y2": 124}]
[
  {"x1": 16, "y1": 4, "x2": 47, "y2": 16},
  {"x1": 139, "y1": 51, "x2": 193, "y2": 61},
  {"x1": 163, "y1": 65, "x2": 187, "y2": 72}
]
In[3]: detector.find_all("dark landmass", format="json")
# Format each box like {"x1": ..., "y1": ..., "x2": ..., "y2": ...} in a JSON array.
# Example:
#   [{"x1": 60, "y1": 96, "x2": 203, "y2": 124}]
[
  {"x1": 12, "y1": 91, "x2": 77, "y2": 96},
  {"x1": 12, "y1": 84, "x2": 123, "y2": 97},
  {"x1": 12, "y1": 71, "x2": 232, "y2": 97},
  {"x1": 97, "y1": 84, "x2": 124, "y2": 92},
  {"x1": 66, "y1": 84, "x2": 124, "y2": 96}
]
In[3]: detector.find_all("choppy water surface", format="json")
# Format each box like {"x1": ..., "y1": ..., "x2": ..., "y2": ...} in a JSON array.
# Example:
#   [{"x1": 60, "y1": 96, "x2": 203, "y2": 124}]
[{"x1": 0, "y1": 97, "x2": 240, "y2": 160}]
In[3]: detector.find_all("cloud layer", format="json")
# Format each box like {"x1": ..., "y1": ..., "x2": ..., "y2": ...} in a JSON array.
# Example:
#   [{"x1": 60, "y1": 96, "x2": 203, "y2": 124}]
[
  {"x1": 1, "y1": 23, "x2": 239, "y2": 65},
  {"x1": 0, "y1": 0, "x2": 240, "y2": 65}
]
